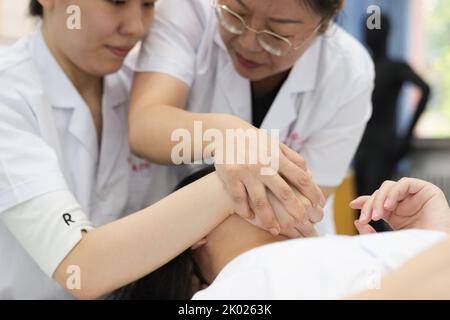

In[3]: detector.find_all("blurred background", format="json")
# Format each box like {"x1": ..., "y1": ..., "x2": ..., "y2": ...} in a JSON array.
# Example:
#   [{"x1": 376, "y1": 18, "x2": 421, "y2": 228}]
[{"x1": 1, "y1": 0, "x2": 449, "y2": 233}]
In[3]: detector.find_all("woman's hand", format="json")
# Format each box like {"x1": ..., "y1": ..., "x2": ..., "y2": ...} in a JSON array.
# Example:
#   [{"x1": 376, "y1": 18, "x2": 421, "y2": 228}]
[
  {"x1": 350, "y1": 178, "x2": 450, "y2": 234},
  {"x1": 213, "y1": 115, "x2": 325, "y2": 237},
  {"x1": 248, "y1": 186, "x2": 321, "y2": 238}
]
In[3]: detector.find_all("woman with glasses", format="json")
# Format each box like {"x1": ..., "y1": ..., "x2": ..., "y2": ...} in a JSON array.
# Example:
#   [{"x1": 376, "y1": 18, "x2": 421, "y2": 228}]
[
  {"x1": 128, "y1": 0, "x2": 375, "y2": 236},
  {"x1": 0, "y1": 0, "x2": 316, "y2": 300}
]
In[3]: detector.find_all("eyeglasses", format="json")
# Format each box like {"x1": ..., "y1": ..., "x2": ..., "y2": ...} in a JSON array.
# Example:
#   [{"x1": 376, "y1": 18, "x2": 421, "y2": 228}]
[{"x1": 213, "y1": 2, "x2": 322, "y2": 57}]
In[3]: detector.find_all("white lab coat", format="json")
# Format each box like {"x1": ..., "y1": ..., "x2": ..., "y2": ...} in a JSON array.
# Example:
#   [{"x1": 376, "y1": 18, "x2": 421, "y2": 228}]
[
  {"x1": 134, "y1": 0, "x2": 375, "y2": 234},
  {"x1": 0, "y1": 31, "x2": 156, "y2": 299}
]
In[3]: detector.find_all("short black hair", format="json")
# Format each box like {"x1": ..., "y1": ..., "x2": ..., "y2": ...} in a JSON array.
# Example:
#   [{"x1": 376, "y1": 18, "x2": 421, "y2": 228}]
[
  {"x1": 29, "y1": 0, "x2": 43, "y2": 17},
  {"x1": 113, "y1": 166, "x2": 216, "y2": 300},
  {"x1": 303, "y1": 0, "x2": 345, "y2": 33}
]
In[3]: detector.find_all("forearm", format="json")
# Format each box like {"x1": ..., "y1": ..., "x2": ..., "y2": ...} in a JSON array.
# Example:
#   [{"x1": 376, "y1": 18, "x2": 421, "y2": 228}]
[
  {"x1": 351, "y1": 236, "x2": 450, "y2": 300},
  {"x1": 53, "y1": 173, "x2": 233, "y2": 299},
  {"x1": 129, "y1": 103, "x2": 242, "y2": 165}
]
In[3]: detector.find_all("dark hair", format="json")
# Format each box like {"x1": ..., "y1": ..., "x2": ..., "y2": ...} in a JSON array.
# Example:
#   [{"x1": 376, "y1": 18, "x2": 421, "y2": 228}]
[
  {"x1": 29, "y1": 0, "x2": 43, "y2": 17},
  {"x1": 113, "y1": 166, "x2": 216, "y2": 300},
  {"x1": 303, "y1": 0, "x2": 345, "y2": 32}
]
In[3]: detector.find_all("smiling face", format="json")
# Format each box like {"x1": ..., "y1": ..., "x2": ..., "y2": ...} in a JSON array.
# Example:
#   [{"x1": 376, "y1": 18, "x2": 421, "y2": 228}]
[
  {"x1": 217, "y1": 0, "x2": 323, "y2": 81},
  {"x1": 40, "y1": 0, "x2": 156, "y2": 77}
]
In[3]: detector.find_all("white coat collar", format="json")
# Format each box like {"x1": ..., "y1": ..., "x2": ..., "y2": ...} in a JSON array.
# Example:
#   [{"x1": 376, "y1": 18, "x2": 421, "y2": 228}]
[
  {"x1": 30, "y1": 30, "x2": 129, "y2": 163},
  {"x1": 213, "y1": 29, "x2": 322, "y2": 140},
  {"x1": 31, "y1": 30, "x2": 128, "y2": 110},
  {"x1": 256, "y1": 36, "x2": 323, "y2": 140},
  {"x1": 286, "y1": 35, "x2": 322, "y2": 94}
]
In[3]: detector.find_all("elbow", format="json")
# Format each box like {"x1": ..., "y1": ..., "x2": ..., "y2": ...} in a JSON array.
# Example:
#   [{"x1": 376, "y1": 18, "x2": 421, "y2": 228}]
[
  {"x1": 54, "y1": 272, "x2": 107, "y2": 300},
  {"x1": 128, "y1": 122, "x2": 143, "y2": 157},
  {"x1": 128, "y1": 109, "x2": 147, "y2": 158}
]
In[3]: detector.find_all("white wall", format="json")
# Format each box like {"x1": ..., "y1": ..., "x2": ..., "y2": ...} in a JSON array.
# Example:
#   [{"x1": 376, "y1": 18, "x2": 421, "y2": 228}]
[{"x1": 0, "y1": 0, "x2": 36, "y2": 42}]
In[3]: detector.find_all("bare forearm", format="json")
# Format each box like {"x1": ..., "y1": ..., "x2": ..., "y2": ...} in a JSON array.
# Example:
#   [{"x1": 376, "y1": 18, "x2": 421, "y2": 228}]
[
  {"x1": 129, "y1": 103, "x2": 233, "y2": 164},
  {"x1": 54, "y1": 173, "x2": 233, "y2": 299},
  {"x1": 128, "y1": 72, "x2": 246, "y2": 165}
]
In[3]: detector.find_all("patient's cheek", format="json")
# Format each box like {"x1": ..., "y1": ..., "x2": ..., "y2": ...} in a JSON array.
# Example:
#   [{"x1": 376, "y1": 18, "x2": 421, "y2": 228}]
[{"x1": 194, "y1": 248, "x2": 214, "y2": 283}]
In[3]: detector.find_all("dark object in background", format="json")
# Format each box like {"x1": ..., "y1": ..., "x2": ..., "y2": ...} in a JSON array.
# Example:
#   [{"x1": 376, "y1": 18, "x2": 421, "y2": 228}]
[{"x1": 354, "y1": 15, "x2": 431, "y2": 231}]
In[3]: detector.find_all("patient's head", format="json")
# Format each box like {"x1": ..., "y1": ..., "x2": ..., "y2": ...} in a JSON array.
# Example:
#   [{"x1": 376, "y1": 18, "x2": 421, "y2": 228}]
[{"x1": 115, "y1": 166, "x2": 285, "y2": 300}]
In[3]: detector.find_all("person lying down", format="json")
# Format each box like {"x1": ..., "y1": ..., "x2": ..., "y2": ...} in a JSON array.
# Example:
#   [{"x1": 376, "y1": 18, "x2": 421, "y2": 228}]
[{"x1": 115, "y1": 168, "x2": 450, "y2": 300}]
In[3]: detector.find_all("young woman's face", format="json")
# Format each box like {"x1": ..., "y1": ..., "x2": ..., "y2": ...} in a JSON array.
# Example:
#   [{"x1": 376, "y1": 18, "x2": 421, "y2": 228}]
[
  {"x1": 217, "y1": 0, "x2": 323, "y2": 81},
  {"x1": 43, "y1": 0, "x2": 156, "y2": 76}
]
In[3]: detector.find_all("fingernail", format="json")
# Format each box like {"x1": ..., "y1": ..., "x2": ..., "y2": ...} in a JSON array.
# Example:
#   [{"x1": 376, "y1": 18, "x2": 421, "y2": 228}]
[
  {"x1": 373, "y1": 209, "x2": 380, "y2": 220},
  {"x1": 320, "y1": 198, "x2": 326, "y2": 207},
  {"x1": 269, "y1": 228, "x2": 280, "y2": 236}
]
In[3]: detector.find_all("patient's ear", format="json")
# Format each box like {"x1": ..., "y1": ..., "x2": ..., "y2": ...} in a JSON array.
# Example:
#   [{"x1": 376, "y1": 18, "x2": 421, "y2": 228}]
[{"x1": 191, "y1": 238, "x2": 208, "y2": 251}]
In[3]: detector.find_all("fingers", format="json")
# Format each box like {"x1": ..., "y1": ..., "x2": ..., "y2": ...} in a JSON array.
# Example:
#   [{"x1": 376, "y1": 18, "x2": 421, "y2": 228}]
[
  {"x1": 359, "y1": 190, "x2": 378, "y2": 224},
  {"x1": 279, "y1": 154, "x2": 325, "y2": 208},
  {"x1": 307, "y1": 204, "x2": 324, "y2": 224},
  {"x1": 357, "y1": 181, "x2": 396, "y2": 224},
  {"x1": 298, "y1": 193, "x2": 323, "y2": 223},
  {"x1": 384, "y1": 178, "x2": 425, "y2": 211},
  {"x1": 352, "y1": 178, "x2": 446, "y2": 232},
  {"x1": 371, "y1": 181, "x2": 396, "y2": 221},
  {"x1": 280, "y1": 143, "x2": 307, "y2": 170},
  {"x1": 295, "y1": 219, "x2": 319, "y2": 238},
  {"x1": 350, "y1": 196, "x2": 370, "y2": 210},
  {"x1": 354, "y1": 220, "x2": 376, "y2": 235},
  {"x1": 281, "y1": 227, "x2": 303, "y2": 239},
  {"x1": 261, "y1": 174, "x2": 308, "y2": 223},
  {"x1": 217, "y1": 168, "x2": 253, "y2": 219},
  {"x1": 243, "y1": 175, "x2": 280, "y2": 236}
]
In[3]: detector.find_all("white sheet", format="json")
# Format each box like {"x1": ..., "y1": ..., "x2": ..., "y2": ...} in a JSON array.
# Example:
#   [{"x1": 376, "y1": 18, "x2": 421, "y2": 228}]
[{"x1": 192, "y1": 230, "x2": 447, "y2": 300}]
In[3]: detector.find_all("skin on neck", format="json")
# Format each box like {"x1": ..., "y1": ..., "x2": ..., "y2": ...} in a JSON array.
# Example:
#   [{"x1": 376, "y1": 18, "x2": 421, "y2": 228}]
[{"x1": 194, "y1": 215, "x2": 288, "y2": 284}]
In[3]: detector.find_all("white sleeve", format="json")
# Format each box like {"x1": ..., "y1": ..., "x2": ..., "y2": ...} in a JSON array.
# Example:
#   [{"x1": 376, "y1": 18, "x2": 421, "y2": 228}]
[
  {"x1": 135, "y1": 0, "x2": 205, "y2": 86},
  {"x1": 1, "y1": 190, "x2": 94, "y2": 278},
  {"x1": 303, "y1": 79, "x2": 374, "y2": 187},
  {"x1": 0, "y1": 93, "x2": 68, "y2": 212}
]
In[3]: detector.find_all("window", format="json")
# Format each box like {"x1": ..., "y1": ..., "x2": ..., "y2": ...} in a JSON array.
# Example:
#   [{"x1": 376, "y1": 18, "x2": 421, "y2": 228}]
[
  {"x1": 0, "y1": 0, "x2": 35, "y2": 46},
  {"x1": 413, "y1": 0, "x2": 450, "y2": 138}
]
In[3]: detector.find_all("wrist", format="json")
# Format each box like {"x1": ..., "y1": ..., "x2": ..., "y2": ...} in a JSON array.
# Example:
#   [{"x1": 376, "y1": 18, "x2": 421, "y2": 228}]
[
  {"x1": 209, "y1": 172, "x2": 235, "y2": 217},
  {"x1": 208, "y1": 113, "x2": 250, "y2": 132}
]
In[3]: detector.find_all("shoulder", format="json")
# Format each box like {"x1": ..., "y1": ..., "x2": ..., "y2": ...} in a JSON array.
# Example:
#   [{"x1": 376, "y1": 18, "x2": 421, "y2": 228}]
[
  {"x1": 320, "y1": 25, "x2": 375, "y2": 84},
  {"x1": 0, "y1": 35, "x2": 43, "y2": 96},
  {"x1": 0, "y1": 36, "x2": 45, "y2": 127},
  {"x1": 156, "y1": 0, "x2": 212, "y2": 23}
]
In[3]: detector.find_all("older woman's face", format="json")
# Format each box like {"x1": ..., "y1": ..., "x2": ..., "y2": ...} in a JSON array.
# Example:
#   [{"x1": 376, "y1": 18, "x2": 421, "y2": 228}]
[
  {"x1": 218, "y1": 0, "x2": 322, "y2": 81},
  {"x1": 44, "y1": 0, "x2": 156, "y2": 76}
]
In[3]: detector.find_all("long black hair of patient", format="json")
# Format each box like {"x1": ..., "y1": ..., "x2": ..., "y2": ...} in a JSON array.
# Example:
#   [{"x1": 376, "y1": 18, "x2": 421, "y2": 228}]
[{"x1": 113, "y1": 166, "x2": 216, "y2": 300}]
